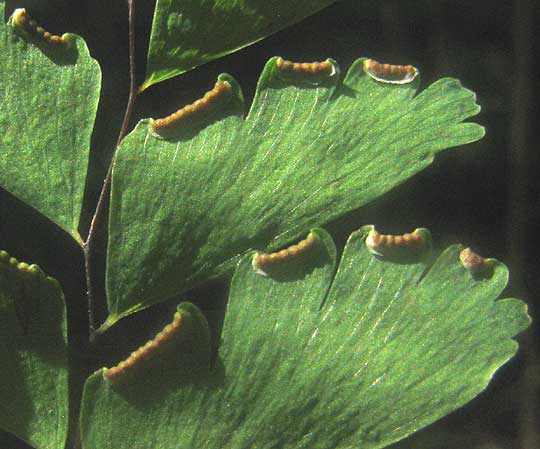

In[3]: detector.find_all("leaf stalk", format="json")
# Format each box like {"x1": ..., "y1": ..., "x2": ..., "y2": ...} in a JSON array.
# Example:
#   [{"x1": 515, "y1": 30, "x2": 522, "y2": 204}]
[{"x1": 83, "y1": 0, "x2": 138, "y2": 341}]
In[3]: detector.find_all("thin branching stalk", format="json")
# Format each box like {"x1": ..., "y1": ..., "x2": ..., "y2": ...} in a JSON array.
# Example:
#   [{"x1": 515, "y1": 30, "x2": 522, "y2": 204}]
[{"x1": 83, "y1": 0, "x2": 138, "y2": 341}]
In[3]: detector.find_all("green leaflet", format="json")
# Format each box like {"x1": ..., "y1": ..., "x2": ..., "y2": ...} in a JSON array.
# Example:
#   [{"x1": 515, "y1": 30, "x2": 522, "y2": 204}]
[
  {"x1": 105, "y1": 56, "x2": 485, "y2": 328},
  {"x1": 0, "y1": 250, "x2": 68, "y2": 449},
  {"x1": 81, "y1": 228, "x2": 530, "y2": 449},
  {"x1": 0, "y1": 5, "x2": 101, "y2": 243},
  {"x1": 143, "y1": 0, "x2": 338, "y2": 89}
]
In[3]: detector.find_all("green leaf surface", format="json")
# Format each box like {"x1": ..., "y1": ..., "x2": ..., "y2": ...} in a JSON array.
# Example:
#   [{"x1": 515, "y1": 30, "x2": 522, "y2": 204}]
[
  {"x1": 106, "y1": 56, "x2": 485, "y2": 327},
  {"x1": 81, "y1": 228, "x2": 530, "y2": 449},
  {"x1": 143, "y1": 0, "x2": 338, "y2": 89},
  {"x1": 0, "y1": 5, "x2": 101, "y2": 242},
  {"x1": 0, "y1": 250, "x2": 68, "y2": 449}
]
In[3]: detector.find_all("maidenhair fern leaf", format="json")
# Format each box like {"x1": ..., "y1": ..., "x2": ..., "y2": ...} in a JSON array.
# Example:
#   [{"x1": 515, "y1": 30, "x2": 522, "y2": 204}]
[
  {"x1": 143, "y1": 0, "x2": 338, "y2": 89},
  {"x1": 81, "y1": 227, "x2": 529, "y2": 449},
  {"x1": 0, "y1": 5, "x2": 101, "y2": 243},
  {"x1": 105, "y1": 56, "x2": 485, "y2": 328},
  {"x1": 0, "y1": 250, "x2": 68, "y2": 449}
]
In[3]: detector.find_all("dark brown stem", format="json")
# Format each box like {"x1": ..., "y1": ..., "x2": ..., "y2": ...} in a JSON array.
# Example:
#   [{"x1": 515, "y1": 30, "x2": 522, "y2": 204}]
[{"x1": 83, "y1": 0, "x2": 137, "y2": 341}]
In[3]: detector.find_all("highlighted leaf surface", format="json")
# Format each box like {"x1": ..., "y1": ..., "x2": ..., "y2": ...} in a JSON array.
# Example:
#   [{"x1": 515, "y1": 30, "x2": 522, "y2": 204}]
[
  {"x1": 0, "y1": 5, "x2": 101, "y2": 242},
  {"x1": 144, "y1": 0, "x2": 337, "y2": 89},
  {"x1": 0, "y1": 251, "x2": 68, "y2": 449},
  {"x1": 107, "y1": 57, "x2": 484, "y2": 326},
  {"x1": 81, "y1": 228, "x2": 530, "y2": 449}
]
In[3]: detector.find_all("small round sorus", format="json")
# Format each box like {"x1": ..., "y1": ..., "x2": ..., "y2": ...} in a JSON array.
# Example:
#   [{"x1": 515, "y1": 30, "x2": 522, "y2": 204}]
[
  {"x1": 28, "y1": 264, "x2": 45, "y2": 278},
  {"x1": 16, "y1": 262, "x2": 31, "y2": 273},
  {"x1": 363, "y1": 59, "x2": 418, "y2": 84},
  {"x1": 459, "y1": 247, "x2": 493, "y2": 275},
  {"x1": 275, "y1": 57, "x2": 336, "y2": 81},
  {"x1": 0, "y1": 250, "x2": 10, "y2": 264},
  {"x1": 143, "y1": 340, "x2": 155, "y2": 351},
  {"x1": 366, "y1": 228, "x2": 428, "y2": 258},
  {"x1": 11, "y1": 8, "x2": 68, "y2": 47},
  {"x1": 103, "y1": 312, "x2": 184, "y2": 383},
  {"x1": 117, "y1": 361, "x2": 128, "y2": 371},
  {"x1": 252, "y1": 233, "x2": 319, "y2": 276},
  {"x1": 154, "y1": 332, "x2": 170, "y2": 346},
  {"x1": 151, "y1": 80, "x2": 232, "y2": 136},
  {"x1": 11, "y1": 9, "x2": 27, "y2": 27}
]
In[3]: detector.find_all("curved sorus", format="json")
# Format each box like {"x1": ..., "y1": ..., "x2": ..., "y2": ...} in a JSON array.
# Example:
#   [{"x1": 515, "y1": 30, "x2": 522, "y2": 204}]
[
  {"x1": 0, "y1": 249, "x2": 48, "y2": 279},
  {"x1": 459, "y1": 247, "x2": 493, "y2": 275},
  {"x1": 151, "y1": 80, "x2": 232, "y2": 135},
  {"x1": 252, "y1": 233, "x2": 319, "y2": 276},
  {"x1": 103, "y1": 311, "x2": 184, "y2": 383},
  {"x1": 366, "y1": 228, "x2": 428, "y2": 257},
  {"x1": 276, "y1": 57, "x2": 336, "y2": 78},
  {"x1": 363, "y1": 59, "x2": 418, "y2": 84},
  {"x1": 12, "y1": 8, "x2": 68, "y2": 46}
]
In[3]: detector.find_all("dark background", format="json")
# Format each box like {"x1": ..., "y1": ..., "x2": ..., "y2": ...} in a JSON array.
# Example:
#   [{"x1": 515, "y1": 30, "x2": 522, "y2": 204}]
[{"x1": 1, "y1": 0, "x2": 538, "y2": 448}]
